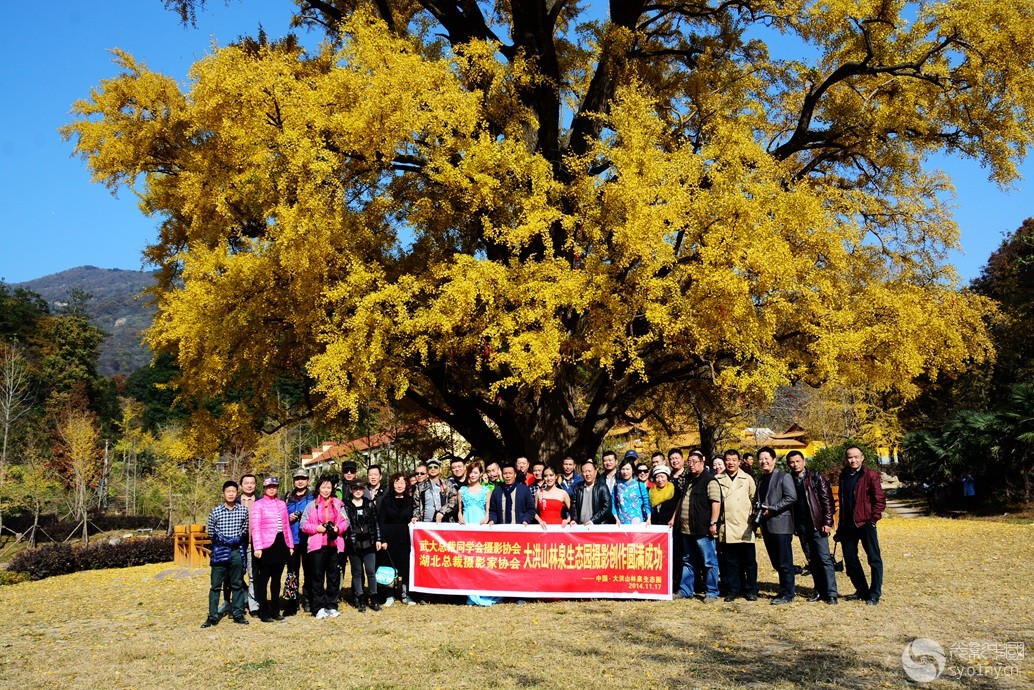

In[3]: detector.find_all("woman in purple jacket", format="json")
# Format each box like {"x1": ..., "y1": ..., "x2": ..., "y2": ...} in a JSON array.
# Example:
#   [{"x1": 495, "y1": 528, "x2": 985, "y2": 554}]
[{"x1": 250, "y1": 477, "x2": 295, "y2": 622}]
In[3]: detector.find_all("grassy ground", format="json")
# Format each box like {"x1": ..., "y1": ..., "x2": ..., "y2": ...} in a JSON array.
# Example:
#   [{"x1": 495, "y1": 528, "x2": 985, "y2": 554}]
[{"x1": 0, "y1": 516, "x2": 1031, "y2": 689}]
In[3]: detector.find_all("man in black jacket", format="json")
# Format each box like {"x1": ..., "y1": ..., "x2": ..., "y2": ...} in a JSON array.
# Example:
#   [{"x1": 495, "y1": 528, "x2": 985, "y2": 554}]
[
  {"x1": 571, "y1": 459, "x2": 614, "y2": 525},
  {"x1": 787, "y1": 450, "x2": 838, "y2": 605},
  {"x1": 757, "y1": 446, "x2": 797, "y2": 604},
  {"x1": 489, "y1": 464, "x2": 535, "y2": 525},
  {"x1": 674, "y1": 451, "x2": 722, "y2": 602}
]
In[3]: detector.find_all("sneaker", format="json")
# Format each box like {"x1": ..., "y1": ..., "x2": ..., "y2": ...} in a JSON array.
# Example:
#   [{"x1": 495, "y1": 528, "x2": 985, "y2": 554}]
[
  {"x1": 770, "y1": 596, "x2": 793, "y2": 605},
  {"x1": 328, "y1": 608, "x2": 340, "y2": 618},
  {"x1": 315, "y1": 608, "x2": 329, "y2": 619},
  {"x1": 383, "y1": 597, "x2": 395, "y2": 607},
  {"x1": 702, "y1": 596, "x2": 718, "y2": 604},
  {"x1": 403, "y1": 597, "x2": 416, "y2": 605},
  {"x1": 866, "y1": 597, "x2": 879, "y2": 606},
  {"x1": 233, "y1": 616, "x2": 250, "y2": 625}
]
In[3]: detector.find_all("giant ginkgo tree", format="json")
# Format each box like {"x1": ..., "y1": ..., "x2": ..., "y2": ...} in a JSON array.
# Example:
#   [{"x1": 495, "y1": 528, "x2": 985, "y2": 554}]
[{"x1": 65, "y1": 0, "x2": 1027, "y2": 462}]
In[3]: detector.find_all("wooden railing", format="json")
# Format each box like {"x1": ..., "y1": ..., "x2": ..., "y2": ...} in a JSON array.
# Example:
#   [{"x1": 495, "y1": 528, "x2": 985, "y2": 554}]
[{"x1": 173, "y1": 524, "x2": 211, "y2": 568}]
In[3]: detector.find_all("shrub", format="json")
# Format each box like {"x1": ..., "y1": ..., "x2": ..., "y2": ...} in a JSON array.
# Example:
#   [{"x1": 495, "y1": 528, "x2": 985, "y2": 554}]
[
  {"x1": 9, "y1": 542, "x2": 80, "y2": 580},
  {"x1": 811, "y1": 441, "x2": 880, "y2": 482},
  {"x1": 10, "y1": 536, "x2": 174, "y2": 581},
  {"x1": 80, "y1": 536, "x2": 174, "y2": 571},
  {"x1": 0, "y1": 513, "x2": 166, "y2": 544},
  {"x1": 0, "y1": 570, "x2": 30, "y2": 586}
]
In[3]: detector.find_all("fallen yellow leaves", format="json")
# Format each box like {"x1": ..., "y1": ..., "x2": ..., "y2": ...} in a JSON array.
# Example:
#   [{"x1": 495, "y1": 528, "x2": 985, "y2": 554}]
[{"x1": 0, "y1": 517, "x2": 1030, "y2": 688}]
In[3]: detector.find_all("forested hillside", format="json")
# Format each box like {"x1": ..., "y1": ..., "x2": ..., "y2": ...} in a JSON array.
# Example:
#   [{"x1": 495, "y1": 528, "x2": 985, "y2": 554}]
[{"x1": 14, "y1": 266, "x2": 154, "y2": 377}]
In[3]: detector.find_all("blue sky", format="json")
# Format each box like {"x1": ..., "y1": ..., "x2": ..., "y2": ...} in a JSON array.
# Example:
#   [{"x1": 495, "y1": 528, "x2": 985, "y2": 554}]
[{"x1": 2, "y1": 1, "x2": 1031, "y2": 285}]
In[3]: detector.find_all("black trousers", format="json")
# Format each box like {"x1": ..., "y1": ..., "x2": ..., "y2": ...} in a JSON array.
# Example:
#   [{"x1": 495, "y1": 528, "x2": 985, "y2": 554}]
[
  {"x1": 306, "y1": 546, "x2": 342, "y2": 612},
  {"x1": 762, "y1": 531, "x2": 796, "y2": 599},
  {"x1": 840, "y1": 521, "x2": 883, "y2": 600},
  {"x1": 798, "y1": 529, "x2": 838, "y2": 599},
  {"x1": 254, "y1": 534, "x2": 288, "y2": 615},
  {"x1": 348, "y1": 549, "x2": 378, "y2": 597},
  {"x1": 719, "y1": 542, "x2": 758, "y2": 597}
]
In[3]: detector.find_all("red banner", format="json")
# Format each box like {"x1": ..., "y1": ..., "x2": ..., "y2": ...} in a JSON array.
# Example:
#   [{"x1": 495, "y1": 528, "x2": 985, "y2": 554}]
[{"x1": 408, "y1": 523, "x2": 672, "y2": 600}]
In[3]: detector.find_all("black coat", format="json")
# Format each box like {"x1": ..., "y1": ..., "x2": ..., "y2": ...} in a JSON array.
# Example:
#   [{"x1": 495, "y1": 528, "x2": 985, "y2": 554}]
[
  {"x1": 378, "y1": 492, "x2": 414, "y2": 580},
  {"x1": 570, "y1": 481, "x2": 615, "y2": 524},
  {"x1": 344, "y1": 496, "x2": 382, "y2": 552}
]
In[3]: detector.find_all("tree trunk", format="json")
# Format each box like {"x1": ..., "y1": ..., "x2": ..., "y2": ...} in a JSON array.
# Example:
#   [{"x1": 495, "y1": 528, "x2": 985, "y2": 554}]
[
  {"x1": 698, "y1": 422, "x2": 719, "y2": 461},
  {"x1": 167, "y1": 483, "x2": 175, "y2": 535},
  {"x1": 452, "y1": 378, "x2": 617, "y2": 468},
  {"x1": 29, "y1": 504, "x2": 39, "y2": 548},
  {"x1": 0, "y1": 424, "x2": 7, "y2": 542}
]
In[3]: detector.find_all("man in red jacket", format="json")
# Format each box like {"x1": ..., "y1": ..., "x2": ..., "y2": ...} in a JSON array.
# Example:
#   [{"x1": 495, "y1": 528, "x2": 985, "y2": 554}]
[{"x1": 836, "y1": 446, "x2": 887, "y2": 606}]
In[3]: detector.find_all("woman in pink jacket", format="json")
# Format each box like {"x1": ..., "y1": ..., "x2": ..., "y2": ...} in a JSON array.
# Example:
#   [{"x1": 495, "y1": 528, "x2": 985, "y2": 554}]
[
  {"x1": 250, "y1": 477, "x2": 295, "y2": 622},
  {"x1": 301, "y1": 475, "x2": 350, "y2": 619}
]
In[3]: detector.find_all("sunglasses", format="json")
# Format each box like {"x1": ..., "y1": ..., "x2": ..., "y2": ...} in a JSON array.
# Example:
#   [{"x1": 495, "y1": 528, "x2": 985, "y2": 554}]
[{"x1": 415, "y1": 471, "x2": 427, "y2": 476}]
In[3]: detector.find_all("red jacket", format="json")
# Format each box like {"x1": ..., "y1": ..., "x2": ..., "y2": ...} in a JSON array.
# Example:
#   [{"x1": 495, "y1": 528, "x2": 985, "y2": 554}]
[{"x1": 839, "y1": 466, "x2": 886, "y2": 528}]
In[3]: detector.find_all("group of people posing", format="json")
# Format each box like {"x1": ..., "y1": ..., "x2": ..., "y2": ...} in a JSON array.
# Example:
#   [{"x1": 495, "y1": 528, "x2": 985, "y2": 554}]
[
  {"x1": 203, "y1": 460, "x2": 415, "y2": 626},
  {"x1": 201, "y1": 445, "x2": 886, "y2": 627}
]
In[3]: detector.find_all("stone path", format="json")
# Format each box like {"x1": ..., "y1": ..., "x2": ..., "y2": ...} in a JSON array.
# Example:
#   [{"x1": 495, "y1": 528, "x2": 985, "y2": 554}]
[{"x1": 885, "y1": 497, "x2": 928, "y2": 518}]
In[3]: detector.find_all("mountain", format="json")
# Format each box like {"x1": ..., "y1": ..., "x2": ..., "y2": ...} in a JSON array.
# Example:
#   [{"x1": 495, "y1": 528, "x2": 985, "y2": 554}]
[{"x1": 14, "y1": 266, "x2": 156, "y2": 378}]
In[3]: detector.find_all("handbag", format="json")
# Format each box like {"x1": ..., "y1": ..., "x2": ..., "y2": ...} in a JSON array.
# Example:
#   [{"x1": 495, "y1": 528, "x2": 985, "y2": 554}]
[
  {"x1": 375, "y1": 565, "x2": 398, "y2": 587},
  {"x1": 282, "y1": 571, "x2": 299, "y2": 601},
  {"x1": 377, "y1": 546, "x2": 404, "y2": 599}
]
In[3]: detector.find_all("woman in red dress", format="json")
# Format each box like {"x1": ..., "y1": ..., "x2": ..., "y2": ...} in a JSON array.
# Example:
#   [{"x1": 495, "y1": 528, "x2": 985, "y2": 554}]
[{"x1": 535, "y1": 467, "x2": 571, "y2": 526}]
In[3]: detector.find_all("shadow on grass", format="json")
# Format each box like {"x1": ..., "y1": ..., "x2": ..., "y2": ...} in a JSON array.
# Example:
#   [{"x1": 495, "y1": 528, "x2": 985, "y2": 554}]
[{"x1": 583, "y1": 607, "x2": 874, "y2": 689}]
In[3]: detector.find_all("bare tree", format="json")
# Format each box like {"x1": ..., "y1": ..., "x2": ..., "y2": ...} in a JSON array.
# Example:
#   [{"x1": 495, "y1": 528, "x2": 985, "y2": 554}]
[
  {"x1": 115, "y1": 401, "x2": 151, "y2": 516},
  {"x1": 221, "y1": 446, "x2": 253, "y2": 484},
  {"x1": 0, "y1": 343, "x2": 34, "y2": 540}
]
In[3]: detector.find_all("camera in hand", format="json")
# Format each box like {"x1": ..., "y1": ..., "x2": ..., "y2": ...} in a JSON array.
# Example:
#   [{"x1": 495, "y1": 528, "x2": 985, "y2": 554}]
[
  {"x1": 749, "y1": 502, "x2": 765, "y2": 528},
  {"x1": 324, "y1": 522, "x2": 338, "y2": 541}
]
